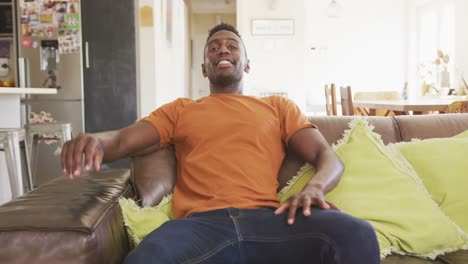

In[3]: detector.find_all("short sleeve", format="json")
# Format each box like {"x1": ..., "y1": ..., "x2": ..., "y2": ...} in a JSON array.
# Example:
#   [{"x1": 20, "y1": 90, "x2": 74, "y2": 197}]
[
  {"x1": 141, "y1": 99, "x2": 183, "y2": 148},
  {"x1": 277, "y1": 97, "x2": 316, "y2": 145}
]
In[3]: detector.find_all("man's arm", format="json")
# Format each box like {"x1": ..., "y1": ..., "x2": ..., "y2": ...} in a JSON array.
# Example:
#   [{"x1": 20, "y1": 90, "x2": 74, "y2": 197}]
[
  {"x1": 61, "y1": 121, "x2": 160, "y2": 179},
  {"x1": 275, "y1": 127, "x2": 344, "y2": 224}
]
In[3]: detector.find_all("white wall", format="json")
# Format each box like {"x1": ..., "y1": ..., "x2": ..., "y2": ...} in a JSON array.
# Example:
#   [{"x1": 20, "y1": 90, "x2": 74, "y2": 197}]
[
  {"x1": 137, "y1": 0, "x2": 156, "y2": 118},
  {"x1": 155, "y1": 0, "x2": 189, "y2": 109},
  {"x1": 237, "y1": 0, "x2": 307, "y2": 110},
  {"x1": 454, "y1": 0, "x2": 468, "y2": 93},
  {"x1": 137, "y1": 0, "x2": 189, "y2": 118},
  {"x1": 304, "y1": 0, "x2": 407, "y2": 108},
  {"x1": 236, "y1": 0, "x2": 407, "y2": 111}
]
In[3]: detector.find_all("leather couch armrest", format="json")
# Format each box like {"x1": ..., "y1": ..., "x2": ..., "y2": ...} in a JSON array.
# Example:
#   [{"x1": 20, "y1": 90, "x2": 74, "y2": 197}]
[{"x1": 0, "y1": 169, "x2": 133, "y2": 264}]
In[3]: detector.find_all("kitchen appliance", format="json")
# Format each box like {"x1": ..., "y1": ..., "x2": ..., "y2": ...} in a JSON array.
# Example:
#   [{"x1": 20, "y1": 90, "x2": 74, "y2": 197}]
[
  {"x1": 0, "y1": 2, "x2": 13, "y2": 37},
  {"x1": 16, "y1": 0, "x2": 84, "y2": 185}
]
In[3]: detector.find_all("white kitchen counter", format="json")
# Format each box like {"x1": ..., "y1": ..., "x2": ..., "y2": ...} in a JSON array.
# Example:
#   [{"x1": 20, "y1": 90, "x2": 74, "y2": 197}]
[
  {"x1": 0, "y1": 88, "x2": 57, "y2": 128},
  {"x1": 1, "y1": 88, "x2": 57, "y2": 205},
  {"x1": 0, "y1": 87, "x2": 57, "y2": 94}
]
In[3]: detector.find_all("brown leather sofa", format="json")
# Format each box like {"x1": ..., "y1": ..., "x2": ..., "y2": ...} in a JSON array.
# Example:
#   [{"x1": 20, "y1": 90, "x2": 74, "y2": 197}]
[{"x1": 1, "y1": 114, "x2": 467, "y2": 264}]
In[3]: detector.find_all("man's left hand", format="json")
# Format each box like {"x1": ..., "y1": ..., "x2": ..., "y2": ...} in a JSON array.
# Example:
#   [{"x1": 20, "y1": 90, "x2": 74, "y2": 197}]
[{"x1": 274, "y1": 184, "x2": 338, "y2": 225}]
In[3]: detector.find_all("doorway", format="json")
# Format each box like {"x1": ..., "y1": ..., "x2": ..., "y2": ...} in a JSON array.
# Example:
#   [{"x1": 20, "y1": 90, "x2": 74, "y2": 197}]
[{"x1": 186, "y1": 0, "x2": 236, "y2": 99}]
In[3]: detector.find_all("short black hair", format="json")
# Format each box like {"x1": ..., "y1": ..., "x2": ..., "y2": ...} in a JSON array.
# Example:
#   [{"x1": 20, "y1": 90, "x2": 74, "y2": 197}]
[
  {"x1": 207, "y1": 23, "x2": 242, "y2": 41},
  {"x1": 205, "y1": 23, "x2": 247, "y2": 58}
]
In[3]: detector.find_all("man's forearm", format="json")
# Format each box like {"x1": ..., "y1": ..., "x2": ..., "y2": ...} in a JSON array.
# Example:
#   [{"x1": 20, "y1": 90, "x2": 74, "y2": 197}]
[
  {"x1": 97, "y1": 121, "x2": 161, "y2": 163},
  {"x1": 288, "y1": 128, "x2": 344, "y2": 194},
  {"x1": 305, "y1": 148, "x2": 344, "y2": 194},
  {"x1": 95, "y1": 130, "x2": 128, "y2": 162}
]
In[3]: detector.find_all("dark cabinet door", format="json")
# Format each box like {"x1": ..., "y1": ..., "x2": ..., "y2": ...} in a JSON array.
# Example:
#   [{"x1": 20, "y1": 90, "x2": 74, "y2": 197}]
[{"x1": 81, "y1": 0, "x2": 137, "y2": 168}]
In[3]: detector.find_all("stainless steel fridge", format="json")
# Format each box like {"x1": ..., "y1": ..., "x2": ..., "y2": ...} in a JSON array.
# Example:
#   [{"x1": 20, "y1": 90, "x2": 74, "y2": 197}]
[{"x1": 16, "y1": 0, "x2": 84, "y2": 185}]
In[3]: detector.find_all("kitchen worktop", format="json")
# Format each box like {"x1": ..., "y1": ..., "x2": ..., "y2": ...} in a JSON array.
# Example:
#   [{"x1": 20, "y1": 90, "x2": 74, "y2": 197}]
[{"x1": 0, "y1": 88, "x2": 57, "y2": 94}]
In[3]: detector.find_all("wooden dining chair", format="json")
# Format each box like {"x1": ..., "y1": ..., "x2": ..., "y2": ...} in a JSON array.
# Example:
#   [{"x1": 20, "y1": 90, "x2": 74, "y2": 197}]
[
  {"x1": 340, "y1": 86, "x2": 355, "y2": 116},
  {"x1": 445, "y1": 101, "x2": 468, "y2": 113},
  {"x1": 324, "y1": 83, "x2": 337, "y2": 116}
]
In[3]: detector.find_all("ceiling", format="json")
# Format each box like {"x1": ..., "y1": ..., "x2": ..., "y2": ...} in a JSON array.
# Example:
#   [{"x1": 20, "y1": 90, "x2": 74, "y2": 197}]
[{"x1": 188, "y1": 0, "x2": 236, "y2": 14}]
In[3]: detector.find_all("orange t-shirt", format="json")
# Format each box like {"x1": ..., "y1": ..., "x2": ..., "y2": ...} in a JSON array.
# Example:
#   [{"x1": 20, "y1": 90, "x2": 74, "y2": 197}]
[{"x1": 143, "y1": 94, "x2": 315, "y2": 218}]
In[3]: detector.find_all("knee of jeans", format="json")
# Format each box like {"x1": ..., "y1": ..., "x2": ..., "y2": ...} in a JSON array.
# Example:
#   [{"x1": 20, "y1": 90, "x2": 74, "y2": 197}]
[
  {"x1": 351, "y1": 217, "x2": 377, "y2": 240},
  {"x1": 320, "y1": 211, "x2": 377, "y2": 242},
  {"x1": 124, "y1": 250, "x2": 144, "y2": 264}
]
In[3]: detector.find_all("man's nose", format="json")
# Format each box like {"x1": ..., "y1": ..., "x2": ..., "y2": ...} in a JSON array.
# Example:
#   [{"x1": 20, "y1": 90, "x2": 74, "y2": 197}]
[{"x1": 218, "y1": 45, "x2": 230, "y2": 54}]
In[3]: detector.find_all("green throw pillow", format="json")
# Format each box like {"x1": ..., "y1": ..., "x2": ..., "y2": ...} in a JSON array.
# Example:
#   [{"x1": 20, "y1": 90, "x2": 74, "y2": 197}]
[
  {"x1": 391, "y1": 129, "x2": 468, "y2": 234},
  {"x1": 119, "y1": 194, "x2": 173, "y2": 247},
  {"x1": 280, "y1": 120, "x2": 467, "y2": 259},
  {"x1": 453, "y1": 130, "x2": 468, "y2": 138}
]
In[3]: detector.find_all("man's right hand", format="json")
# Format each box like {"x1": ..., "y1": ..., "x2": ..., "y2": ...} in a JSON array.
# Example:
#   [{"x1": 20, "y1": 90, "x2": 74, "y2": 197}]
[
  {"x1": 60, "y1": 122, "x2": 161, "y2": 179},
  {"x1": 61, "y1": 133, "x2": 103, "y2": 179}
]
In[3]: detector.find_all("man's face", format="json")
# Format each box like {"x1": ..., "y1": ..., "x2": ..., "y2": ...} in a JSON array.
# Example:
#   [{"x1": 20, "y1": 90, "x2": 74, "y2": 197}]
[{"x1": 202, "y1": 30, "x2": 250, "y2": 88}]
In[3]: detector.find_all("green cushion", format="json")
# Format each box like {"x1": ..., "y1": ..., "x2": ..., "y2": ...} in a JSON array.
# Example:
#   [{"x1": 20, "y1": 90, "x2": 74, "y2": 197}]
[
  {"x1": 453, "y1": 130, "x2": 468, "y2": 138},
  {"x1": 391, "y1": 130, "x2": 468, "y2": 234},
  {"x1": 280, "y1": 120, "x2": 467, "y2": 259},
  {"x1": 119, "y1": 194, "x2": 173, "y2": 247}
]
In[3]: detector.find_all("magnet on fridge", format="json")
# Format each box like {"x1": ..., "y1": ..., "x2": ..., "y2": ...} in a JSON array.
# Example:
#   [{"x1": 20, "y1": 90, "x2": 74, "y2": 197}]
[
  {"x1": 21, "y1": 37, "x2": 33, "y2": 48},
  {"x1": 46, "y1": 27, "x2": 54, "y2": 38},
  {"x1": 32, "y1": 41, "x2": 39, "y2": 49}
]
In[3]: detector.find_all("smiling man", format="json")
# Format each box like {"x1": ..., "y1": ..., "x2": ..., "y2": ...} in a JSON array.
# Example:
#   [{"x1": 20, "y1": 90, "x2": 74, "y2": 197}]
[{"x1": 61, "y1": 23, "x2": 379, "y2": 263}]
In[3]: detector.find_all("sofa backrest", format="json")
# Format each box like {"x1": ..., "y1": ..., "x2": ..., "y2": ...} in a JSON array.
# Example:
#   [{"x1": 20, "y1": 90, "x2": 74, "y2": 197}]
[
  {"x1": 394, "y1": 114, "x2": 468, "y2": 141},
  {"x1": 131, "y1": 114, "x2": 468, "y2": 207}
]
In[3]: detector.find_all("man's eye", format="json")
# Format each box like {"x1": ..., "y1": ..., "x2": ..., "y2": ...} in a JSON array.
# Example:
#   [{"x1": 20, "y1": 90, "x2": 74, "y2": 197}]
[
  {"x1": 209, "y1": 47, "x2": 219, "y2": 52},
  {"x1": 228, "y1": 45, "x2": 238, "y2": 50}
]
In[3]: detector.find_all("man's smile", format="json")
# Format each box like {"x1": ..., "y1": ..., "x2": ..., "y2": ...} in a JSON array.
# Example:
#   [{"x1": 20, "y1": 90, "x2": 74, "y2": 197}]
[{"x1": 216, "y1": 59, "x2": 234, "y2": 69}]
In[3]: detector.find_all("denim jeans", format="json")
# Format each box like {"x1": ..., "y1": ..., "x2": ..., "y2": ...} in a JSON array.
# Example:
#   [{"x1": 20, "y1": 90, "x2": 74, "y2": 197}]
[{"x1": 124, "y1": 207, "x2": 379, "y2": 264}]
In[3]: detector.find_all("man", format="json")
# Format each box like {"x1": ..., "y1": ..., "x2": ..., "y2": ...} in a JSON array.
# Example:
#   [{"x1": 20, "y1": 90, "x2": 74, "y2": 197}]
[{"x1": 61, "y1": 23, "x2": 379, "y2": 263}]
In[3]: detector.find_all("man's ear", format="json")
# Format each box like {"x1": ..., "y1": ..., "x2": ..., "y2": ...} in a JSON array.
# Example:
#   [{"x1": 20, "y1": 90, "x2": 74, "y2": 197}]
[
  {"x1": 244, "y1": 59, "x2": 251, "y2": 73},
  {"x1": 202, "y1": 63, "x2": 207, "y2": 77}
]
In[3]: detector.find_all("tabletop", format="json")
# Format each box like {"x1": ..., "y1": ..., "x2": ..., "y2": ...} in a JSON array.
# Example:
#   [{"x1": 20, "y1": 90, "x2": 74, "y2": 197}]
[{"x1": 354, "y1": 96, "x2": 468, "y2": 114}]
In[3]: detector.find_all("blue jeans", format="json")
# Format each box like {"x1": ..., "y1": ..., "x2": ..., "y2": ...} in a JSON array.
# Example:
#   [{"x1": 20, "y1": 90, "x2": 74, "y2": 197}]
[{"x1": 124, "y1": 207, "x2": 379, "y2": 264}]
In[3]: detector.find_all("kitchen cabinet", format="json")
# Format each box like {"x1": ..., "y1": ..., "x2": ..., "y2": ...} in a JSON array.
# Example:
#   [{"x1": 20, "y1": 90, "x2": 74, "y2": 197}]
[{"x1": 81, "y1": 0, "x2": 137, "y2": 168}]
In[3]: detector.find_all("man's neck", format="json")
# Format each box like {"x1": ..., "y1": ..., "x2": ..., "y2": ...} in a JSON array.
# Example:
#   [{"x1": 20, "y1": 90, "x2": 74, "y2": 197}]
[{"x1": 209, "y1": 83, "x2": 243, "y2": 94}]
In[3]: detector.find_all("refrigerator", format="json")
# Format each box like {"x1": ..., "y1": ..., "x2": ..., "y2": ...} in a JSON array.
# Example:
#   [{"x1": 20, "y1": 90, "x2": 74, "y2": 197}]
[{"x1": 15, "y1": 0, "x2": 84, "y2": 185}]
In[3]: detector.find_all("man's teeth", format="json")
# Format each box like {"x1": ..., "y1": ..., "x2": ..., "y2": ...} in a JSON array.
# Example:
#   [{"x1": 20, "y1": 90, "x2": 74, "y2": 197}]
[{"x1": 218, "y1": 60, "x2": 232, "y2": 65}]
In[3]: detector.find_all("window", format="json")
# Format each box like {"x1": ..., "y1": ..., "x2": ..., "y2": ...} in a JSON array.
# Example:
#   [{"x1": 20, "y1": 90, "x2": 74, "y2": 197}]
[{"x1": 416, "y1": 0, "x2": 455, "y2": 94}]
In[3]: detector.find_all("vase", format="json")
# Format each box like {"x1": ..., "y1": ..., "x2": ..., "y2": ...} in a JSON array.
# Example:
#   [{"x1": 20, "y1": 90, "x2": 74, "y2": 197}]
[{"x1": 439, "y1": 69, "x2": 450, "y2": 88}]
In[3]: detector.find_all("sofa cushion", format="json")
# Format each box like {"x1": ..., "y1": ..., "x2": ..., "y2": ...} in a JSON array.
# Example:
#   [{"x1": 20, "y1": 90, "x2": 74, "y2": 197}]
[
  {"x1": 382, "y1": 255, "x2": 443, "y2": 264},
  {"x1": 391, "y1": 130, "x2": 468, "y2": 234},
  {"x1": 324, "y1": 119, "x2": 466, "y2": 258},
  {"x1": 395, "y1": 114, "x2": 468, "y2": 142},
  {"x1": 438, "y1": 250, "x2": 468, "y2": 264},
  {"x1": 308, "y1": 116, "x2": 400, "y2": 145},
  {"x1": 0, "y1": 169, "x2": 132, "y2": 264},
  {"x1": 119, "y1": 194, "x2": 173, "y2": 247}
]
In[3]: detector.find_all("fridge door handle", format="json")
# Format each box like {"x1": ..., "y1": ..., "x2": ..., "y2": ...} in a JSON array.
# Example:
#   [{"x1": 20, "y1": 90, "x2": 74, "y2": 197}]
[
  {"x1": 18, "y1": 57, "x2": 30, "y2": 88},
  {"x1": 85, "y1": 42, "x2": 90, "y2": 69}
]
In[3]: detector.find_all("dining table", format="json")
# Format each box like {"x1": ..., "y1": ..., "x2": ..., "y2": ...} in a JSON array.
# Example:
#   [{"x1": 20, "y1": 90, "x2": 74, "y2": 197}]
[{"x1": 353, "y1": 95, "x2": 468, "y2": 115}]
